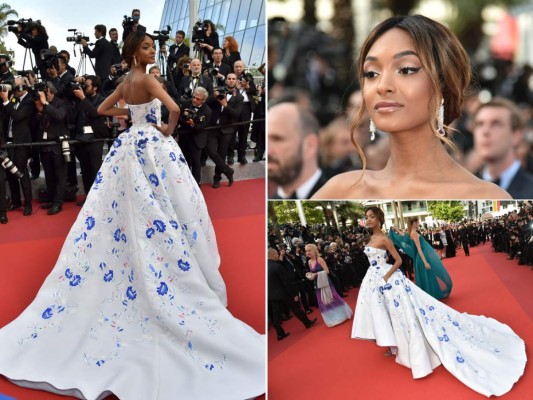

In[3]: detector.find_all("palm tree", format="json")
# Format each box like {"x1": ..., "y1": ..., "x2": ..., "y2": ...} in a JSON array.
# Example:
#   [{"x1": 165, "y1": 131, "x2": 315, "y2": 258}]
[{"x1": 0, "y1": 3, "x2": 18, "y2": 38}]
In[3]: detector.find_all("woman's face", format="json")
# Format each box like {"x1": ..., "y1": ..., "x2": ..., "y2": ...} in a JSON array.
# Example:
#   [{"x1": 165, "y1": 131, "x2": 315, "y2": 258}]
[
  {"x1": 223, "y1": 39, "x2": 229, "y2": 49},
  {"x1": 362, "y1": 28, "x2": 433, "y2": 137},
  {"x1": 305, "y1": 248, "x2": 314, "y2": 258},
  {"x1": 136, "y1": 36, "x2": 156, "y2": 65},
  {"x1": 365, "y1": 211, "x2": 379, "y2": 228}
]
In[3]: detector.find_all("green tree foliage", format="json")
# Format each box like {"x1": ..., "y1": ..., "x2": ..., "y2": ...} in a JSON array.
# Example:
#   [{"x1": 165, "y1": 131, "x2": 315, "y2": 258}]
[
  {"x1": 428, "y1": 201, "x2": 465, "y2": 223},
  {"x1": 269, "y1": 201, "x2": 299, "y2": 225},
  {"x1": 0, "y1": 3, "x2": 18, "y2": 60}
]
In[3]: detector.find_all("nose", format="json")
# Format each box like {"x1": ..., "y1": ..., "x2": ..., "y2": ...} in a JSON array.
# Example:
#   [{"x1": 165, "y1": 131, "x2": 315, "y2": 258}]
[{"x1": 376, "y1": 70, "x2": 395, "y2": 95}]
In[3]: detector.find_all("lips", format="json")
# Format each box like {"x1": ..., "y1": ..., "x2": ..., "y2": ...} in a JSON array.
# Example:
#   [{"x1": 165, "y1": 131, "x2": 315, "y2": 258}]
[{"x1": 374, "y1": 101, "x2": 403, "y2": 113}]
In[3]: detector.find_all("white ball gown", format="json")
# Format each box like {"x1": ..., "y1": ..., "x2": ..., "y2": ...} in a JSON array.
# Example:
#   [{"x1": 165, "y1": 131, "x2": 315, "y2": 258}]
[
  {"x1": 0, "y1": 99, "x2": 265, "y2": 400},
  {"x1": 351, "y1": 246, "x2": 526, "y2": 397}
]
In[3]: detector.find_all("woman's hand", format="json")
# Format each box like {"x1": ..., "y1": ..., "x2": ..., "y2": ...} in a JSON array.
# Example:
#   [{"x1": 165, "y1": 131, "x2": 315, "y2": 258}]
[
  {"x1": 383, "y1": 271, "x2": 392, "y2": 283},
  {"x1": 424, "y1": 261, "x2": 431, "y2": 270},
  {"x1": 152, "y1": 123, "x2": 172, "y2": 137}
]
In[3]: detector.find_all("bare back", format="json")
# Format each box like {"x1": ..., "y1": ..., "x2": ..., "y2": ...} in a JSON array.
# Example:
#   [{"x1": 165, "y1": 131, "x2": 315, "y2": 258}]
[{"x1": 121, "y1": 73, "x2": 156, "y2": 105}]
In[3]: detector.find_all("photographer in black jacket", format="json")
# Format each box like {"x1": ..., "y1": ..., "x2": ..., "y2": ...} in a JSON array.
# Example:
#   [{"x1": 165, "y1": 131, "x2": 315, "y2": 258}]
[
  {"x1": 122, "y1": 9, "x2": 146, "y2": 42},
  {"x1": 177, "y1": 86, "x2": 212, "y2": 184},
  {"x1": 14, "y1": 21, "x2": 49, "y2": 79},
  {"x1": 72, "y1": 75, "x2": 109, "y2": 206},
  {"x1": 35, "y1": 82, "x2": 70, "y2": 215}
]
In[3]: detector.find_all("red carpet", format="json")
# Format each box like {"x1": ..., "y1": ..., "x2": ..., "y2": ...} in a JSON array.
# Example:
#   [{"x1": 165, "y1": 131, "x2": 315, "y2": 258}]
[
  {"x1": 0, "y1": 178, "x2": 265, "y2": 400},
  {"x1": 269, "y1": 243, "x2": 532, "y2": 400}
]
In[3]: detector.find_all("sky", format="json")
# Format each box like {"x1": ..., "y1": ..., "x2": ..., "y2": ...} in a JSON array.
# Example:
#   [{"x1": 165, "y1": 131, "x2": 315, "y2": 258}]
[{"x1": 3, "y1": 0, "x2": 165, "y2": 75}]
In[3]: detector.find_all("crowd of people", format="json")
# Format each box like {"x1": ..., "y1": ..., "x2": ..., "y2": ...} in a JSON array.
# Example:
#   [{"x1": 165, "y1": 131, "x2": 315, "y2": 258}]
[
  {"x1": 267, "y1": 16, "x2": 533, "y2": 199},
  {"x1": 0, "y1": 10, "x2": 266, "y2": 224},
  {"x1": 268, "y1": 202, "x2": 533, "y2": 339}
]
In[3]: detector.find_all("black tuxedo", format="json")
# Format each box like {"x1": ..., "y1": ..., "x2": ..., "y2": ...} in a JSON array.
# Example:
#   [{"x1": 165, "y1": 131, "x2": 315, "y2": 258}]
[
  {"x1": 17, "y1": 32, "x2": 49, "y2": 78},
  {"x1": 203, "y1": 61, "x2": 232, "y2": 87},
  {"x1": 270, "y1": 171, "x2": 329, "y2": 199},
  {"x1": 177, "y1": 100, "x2": 212, "y2": 183},
  {"x1": 206, "y1": 90, "x2": 243, "y2": 181},
  {"x1": 179, "y1": 75, "x2": 214, "y2": 101},
  {"x1": 83, "y1": 38, "x2": 115, "y2": 81},
  {"x1": 40, "y1": 96, "x2": 70, "y2": 205},
  {"x1": 2, "y1": 94, "x2": 36, "y2": 207},
  {"x1": 506, "y1": 168, "x2": 533, "y2": 199},
  {"x1": 167, "y1": 43, "x2": 190, "y2": 69},
  {"x1": 51, "y1": 70, "x2": 76, "y2": 100},
  {"x1": 110, "y1": 40, "x2": 121, "y2": 65},
  {"x1": 231, "y1": 77, "x2": 257, "y2": 160},
  {"x1": 122, "y1": 24, "x2": 146, "y2": 42}
]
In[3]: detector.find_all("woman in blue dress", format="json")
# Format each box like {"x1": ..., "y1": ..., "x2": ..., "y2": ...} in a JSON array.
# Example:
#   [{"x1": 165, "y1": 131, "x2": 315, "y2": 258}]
[
  {"x1": 0, "y1": 32, "x2": 264, "y2": 400},
  {"x1": 304, "y1": 243, "x2": 352, "y2": 327},
  {"x1": 389, "y1": 217, "x2": 452, "y2": 299}
]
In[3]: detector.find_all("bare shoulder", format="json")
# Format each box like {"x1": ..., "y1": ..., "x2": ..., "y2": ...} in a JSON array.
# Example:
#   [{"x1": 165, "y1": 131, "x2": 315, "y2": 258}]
[
  {"x1": 457, "y1": 175, "x2": 511, "y2": 199},
  {"x1": 312, "y1": 171, "x2": 365, "y2": 199}
]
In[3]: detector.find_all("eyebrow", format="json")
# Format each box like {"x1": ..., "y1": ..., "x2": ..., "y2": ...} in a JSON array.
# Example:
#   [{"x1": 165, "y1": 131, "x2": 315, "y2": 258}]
[{"x1": 365, "y1": 50, "x2": 419, "y2": 62}]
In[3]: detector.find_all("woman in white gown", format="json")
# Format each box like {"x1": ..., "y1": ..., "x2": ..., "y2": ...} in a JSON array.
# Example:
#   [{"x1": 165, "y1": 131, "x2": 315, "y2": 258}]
[
  {"x1": 0, "y1": 33, "x2": 265, "y2": 400},
  {"x1": 352, "y1": 206, "x2": 526, "y2": 397}
]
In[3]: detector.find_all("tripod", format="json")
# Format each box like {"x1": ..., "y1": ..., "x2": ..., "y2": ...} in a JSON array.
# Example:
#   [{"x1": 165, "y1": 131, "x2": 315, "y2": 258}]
[
  {"x1": 21, "y1": 47, "x2": 35, "y2": 74},
  {"x1": 75, "y1": 44, "x2": 95, "y2": 76}
]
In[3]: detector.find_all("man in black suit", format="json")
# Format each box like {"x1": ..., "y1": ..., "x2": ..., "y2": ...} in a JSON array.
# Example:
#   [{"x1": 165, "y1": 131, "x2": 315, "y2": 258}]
[
  {"x1": 268, "y1": 102, "x2": 328, "y2": 199},
  {"x1": 206, "y1": 73, "x2": 242, "y2": 188},
  {"x1": 268, "y1": 248, "x2": 317, "y2": 341},
  {"x1": 177, "y1": 87, "x2": 212, "y2": 184},
  {"x1": 0, "y1": 77, "x2": 36, "y2": 216},
  {"x1": 167, "y1": 30, "x2": 190, "y2": 73},
  {"x1": 0, "y1": 55, "x2": 14, "y2": 83},
  {"x1": 72, "y1": 76, "x2": 109, "y2": 206},
  {"x1": 81, "y1": 25, "x2": 114, "y2": 82},
  {"x1": 36, "y1": 83, "x2": 70, "y2": 215},
  {"x1": 472, "y1": 97, "x2": 533, "y2": 199},
  {"x1": 204, "y1": 47, "x2": 231, "y2": 88},
  {"x1": 108, "y1": 28, "x2": 121, "y2": 65},
  {"x1": 179, "y1": 58, "x2": 214, "y2": 102},
  {"x1": 122, "y1": 9, "x2": 146, "y2": 43}
]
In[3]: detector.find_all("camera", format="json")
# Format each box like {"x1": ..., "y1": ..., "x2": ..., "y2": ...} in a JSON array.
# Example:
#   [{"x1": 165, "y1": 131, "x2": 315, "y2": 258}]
[
  {"x1": 28, "y1": 81, "x2": 47, "y2": 101},
  {"x1": 111, "y1": 63, "x2": 128, "y2": 77},
  {"x1": 109, "y1": 122, "x2": 120, "y2": 138},
  {"x1": 66, "y1": 29, "x2": 89, "y2": 44},
  {"x1": 16, "y1": 70, "x2": 34, "y2": 77},
  {"x1": 181, "y1": 88, "x2": 193, "y2": 102},
  {"x1": 41, "y1": 49, "x2": 59, "y2": 70},
  {"x1": 206, "y1": 67, "x2": 219, "y2": 77},
  {"x1": 0, "y1": 150, "x2": 24, "y2": 179},
  {"x1": 181, "y1": 108, "x2": 205, "y2": 124},
  {"x1": 191, "y1": 20, "x2": 207, "y2": 44},
  {"x1": 0, "y1": 84, "x2": 12, "y2": 92},
  {"x1": 153, "y1": 25, "x2": 171, "y2": 44},
  {"x1": 7, "y1": 18, "x2": 37, "y2": 34},
  {"x1": 66, "y1": 81, "x2": 83, "y2": 91},
  {"x1": 0, "y1": 60, "x2": 13, "y2": 69},
  {"x1": 181, "y1": 63, "x2": 190, "y2": 70},
  {"x1": 238, "y1": 71, "x2": 254, "y2": 83},
  {"x1": 215, "y1": 86, "x2": 228, "y2": 101},
  {"x1": 57, "y1": 135, "x2": 71, "y2": 162},
  {"x1": 123, "y1": 15, "x2": 134, "y2": 28}
]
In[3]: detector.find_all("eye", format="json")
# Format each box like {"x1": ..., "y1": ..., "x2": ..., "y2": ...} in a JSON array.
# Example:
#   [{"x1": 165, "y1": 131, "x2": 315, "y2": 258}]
[
  {"x1": 398, "y1": 67, "x2": 421, "y2": 75},
  {"x1": 363, "y1": 70, "x2": 379, "y2": 79}
]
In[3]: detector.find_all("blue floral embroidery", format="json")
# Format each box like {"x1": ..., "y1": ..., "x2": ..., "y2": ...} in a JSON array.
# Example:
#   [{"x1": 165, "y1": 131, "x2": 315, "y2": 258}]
[
  {"x1": 85, "y1": 216, "x2": 95, "y2": 230},
  {"x1": 112, "y1": 166, "x2": 119, "y2": 174},
  {"x1": 429, "y1": 306, "x2": 435, "y2": 311},
  {"x1": 157, "y1": 282, "x2": 168, "y2": 296},
  {"x1": 170, "y1": 220, "x2": 178, "y2": 229},
  {"x1": 371, "y1": 260, "x2": 377, "y2": 266},
  {"x1": 179, "y1": 154, "x2": 186, "y2": 164},
  {"x1": 146, "y1": 109, "x2": 157, "y2": 124},
  {"x1": 42, "y1": 307, "x2": 53, "y2": 319},
  {"x1": 393, "y1": 300, "x2": 399, "y2": 307},
  {"x1": 103, "y1": 270, "x2": 114, "y2": 282},
  {"x1": 95, "y1": 171, "x2": 103, "y2": 184},
  {"x1": 169, "y1": 152, "x2": 176, "y2": 161},
  {"x1": 453, "y1": 321, "x2": 459, "y2": 327},
  {"x1": 114, "y1": 228, "x2": 122, "y2": 242},
  {"x1": 113, "y1": 138, "x2": 122, "y2": 148},
  {"x1": 99, "y1": 262, "x2": 106, "y2": 270},
  {"x1": 394, "y1": 280, "x2": 399, "y2": 285},
  {"x1": 419, "y1": 308, "x2": 426, "y2": 316},
  {"x1": 178, "y1": 259, "x2": 191, "y2": 271},
  {"x1": 154, "y1": 220, "x2": 166, "y2": 233},
  {"x1": 442, "y1": 334, "x2": 449, "y2": 342},
  {"x1": 146, "y1": 227, "x2": 155, "y2": 238},
  {"x1": 456, "y1": 356, "x2": 465, "y2": 363},
  {"x1": 65, "y1": 268, "x2": 73, "y2": 279},
  {"x1": 126, "y1": 286, "x2": 137, "y2": 300},
  {"x1": 70, "y1": 275, "x2": 81, "y2": 286},
  {"x1": 96, "y1": 360, "x2": 106, "y2": 366},
  {"x1": 149, "y1": 174, "x2": 159, "y2": 187},
  {"x1": 138, "y1": 138, "x2": 149, "y2": 149},
  {"x1": 112, "y1": 200, "x2": 118, "y2": 209}
]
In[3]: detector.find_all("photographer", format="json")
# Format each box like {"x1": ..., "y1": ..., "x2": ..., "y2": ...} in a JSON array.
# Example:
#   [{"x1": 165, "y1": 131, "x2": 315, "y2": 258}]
[
  {"x1": 102, "y1": 60, "x2": 129, "y2": 96},
  {"x1": 170, "y1": 56, "x2": 191, "y2": 93},
  {"x1": 14, "y1": 21, "x2": 49, "y2": 79},
  {"x1": 179, "y1": 58, "x2": 214, "y2": 102},
  {"x1": 35, "y1": 82, "x2": 70, "y2": 215},
  {"x1": 231, "y1": 60, "x2": 257, "y2": 165},
  {"x1": 71, "y1": 75, "x2": 109, "y2": 206},
  {"x1": 58, "y1": 50, "x2": 77, "y2": 77},
  {"x1": 81, "y1": 25, "x2": 114, "y2": 82},
  {"x1": 0, "y1": 76, "x2": 36, "y2": 216},
  {"x1": 122, "y1": 9, "x2": 146, "y2": 43},
  {"x1": 197, "y1": 20, "x2": 219, "y2": 64},
  {"x1": 206, "y1": 73, "x2": 242, "y2": 188},
  {"x1": 167, "y1": 30, "x2": 190, "y2": 77},
  {"x1": 0, "y1": 135, "x2": 8, "y2": 223},
  {"x1": 204, "y1": 48, "x2": 231, "y2": 88},
  {"x1": 47, "y1": 55, "x2": 75, "y2": 100},
  {"x1": 177, "y1": 86, "x2": 212, "y2": 184},
  {"x1": 108, "y1": 28, "x2": 121, "y2": 65},
  {"x1": 0, "y1": 55, "x2": 14, "y2": 84}
]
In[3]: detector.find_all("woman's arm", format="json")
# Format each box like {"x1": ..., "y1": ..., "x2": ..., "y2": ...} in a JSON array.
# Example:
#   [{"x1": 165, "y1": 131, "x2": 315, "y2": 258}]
[
  {"x1": 97, "y1": 84, "x2": 129, "y2": 116},
  {"x1": 410, "y1": 231, "x2": 430, "y2": 269},
  {"x1": 383, "y1": 237, "x2": 402, "y2": 283},
  {"x1": 392, "y1": 226, "x2": 405, "y2": 236},
  {"x1": 145, "y1": 75, "x2": 180, "y2": 136}
]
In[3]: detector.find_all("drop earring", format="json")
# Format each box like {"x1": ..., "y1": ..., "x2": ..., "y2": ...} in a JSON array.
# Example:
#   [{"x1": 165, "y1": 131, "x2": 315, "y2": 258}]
[
  {"x1": 369, "y1": 119, "x2": 376, "y2": 141},
  {"x1": 437, "y1": 99, "x2": 445, "y2": 136},
  {"x1": 133, "y1": 56, "x2": 138, "y2": 66}
]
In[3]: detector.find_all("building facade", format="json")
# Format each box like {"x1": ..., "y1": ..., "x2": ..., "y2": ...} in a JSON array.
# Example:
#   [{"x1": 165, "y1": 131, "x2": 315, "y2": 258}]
[{"x1": 159, "y1": 0, "x2": 265, "y2": 69}]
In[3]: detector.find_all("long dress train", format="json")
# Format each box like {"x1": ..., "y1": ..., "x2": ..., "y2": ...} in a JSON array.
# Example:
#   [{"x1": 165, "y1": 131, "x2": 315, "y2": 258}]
[
  {"x1": 310, "y1": 261, "x2": 352, "y2": 327},
  {"x1": 351, "y1": 246, "x2": 526, "y2": 397},
  {"x1": 0, "y1": 99, "x2": 265, "y2": 400},
  {"x1": 389, "y1": 227, "x2": 453, "y2": 299}
]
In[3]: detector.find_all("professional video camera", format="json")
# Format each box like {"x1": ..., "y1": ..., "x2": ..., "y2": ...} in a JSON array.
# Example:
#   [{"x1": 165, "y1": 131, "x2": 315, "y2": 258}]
[
  {"x1": 40, "y1": 49, "x2": 59, "y2": 70},
  {"x1": 6, "y1": 18, "x2": 38, "y2": 34},
  {"x1": 111, "y1": 63, "x2": 128, "y2": 77},
  {"x1": 153, "y1": 25, "x2": 172, "y2": 45},
  {"x1": 191, "y1": 20, "x2": 207, "y2": 44},
  {"x1": 123, "y1": 15, "x2": 136, "y2": 28},
  {"x1": 27, "y1": 81, "x2": 48, "y2": 101},
  {"x1": 66, "y1": 29, "x2": 90, "y2": 45},
  {"x1": 0, "y1": 150, "x2": 24, "y2": 179},
  {"x1": 57, "y1": 135, "x2": 72, "y2": 162}
]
